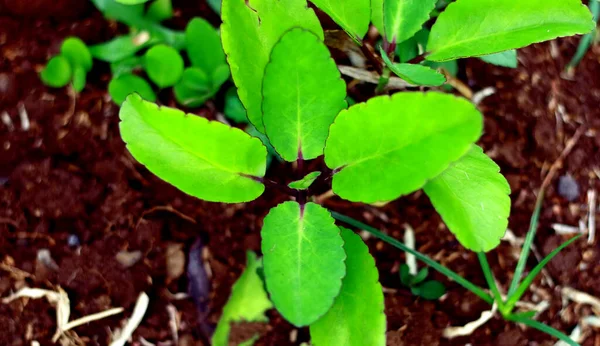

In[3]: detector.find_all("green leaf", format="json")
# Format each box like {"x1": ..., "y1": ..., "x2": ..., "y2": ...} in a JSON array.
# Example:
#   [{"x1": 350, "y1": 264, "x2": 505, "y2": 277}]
[
  {"x1": 399, "y1": 263, "x2": 411, "y2": 286},
  {"x1": 261, "y1": 202, "x2": 345, "y2": 326},
  {"x1": 380, "y1": 47, "x2": 446, "y2": 86},
  {"x1": 414, "y1": 280, "x2": 445, "y2": 300},
  {"x1": 40, "y1": 55, "x2": 72, "y2": 88},
  {"x1": 146, "y1": 0, "x2": 173, "y2": 22},
  {"x1": 212, "y1": 251, "x2": 273, "y2": 346},
  {"x1": 211, "y1": 63, "x2": 231, "y2": 88},
  {"x1": 207, "y1": 0, "x2": 221, "y2": 14},
  {"x1": 90, "y1": 34, "x2": 155, "y2": 63},
  {"x1": 221, "y1": 0, "x2": 324, "y2": 132},
  {"x1": 383, "y1": 0, "x2": 437, "y2": 44},
  {"x1": 288, "y1": 171, "x2": 321, "y2": 190},
  {"x1": 325, "y1": 92, "x2": 482, "y2": 204},
  {"x1": 144, "y1": 44, "x2": 184, "y2": 88},
  {"x1": 115, "y1": 0, "x2": 149, "y2": 4},
  {"x1": 224, "y1": 87, "x2": 248, "y2": 124},
  {"x1": 426, "y1": 0, "x2": 595, "y2": 61},
  {"x1": 109, "y1": 73, "x2": 156, "y2": 105},
  {"x1": 119, "y1": 94, "x2": 267, "y2": 203},
  {"x1": 110, "y1": 56, "x2": 144, "y2": 76},
  {"x1": 423, "y1": 145, "x2": 511, "y2": 252},
  {"x1": 309, "y1": 0, "x2": 371, "y2": 41},
  {"x1": 310, "y1": 228, "x2": 386, "y2": 346},
  {"x1": 410, "y1": 267, "x2": 428, "y2": 285},
  {"x1": 72, "y1": 65, "x2": 87, "y2": 93},
  {"x1": 61, "y1": 37, "x2": 93, "y2": 72},
  {"x1": 186, "y1": 18, "x2": 225, "y2": 74},
  {"x1": 479, "y1": 50, "x2": 518, "y2": 68},
  {"x1": 424, "y1": 59, "x2": 458, "y2": 77},
  {"x1": 173, "y1": 67, "x2": 214, "y2": 108},
  {"x1": 262, "y1": 28, "x2": 347, "y2": 161},
  {"x1": 371, "y1": 0, "x2": 384, "y2": 34},
  {"x1": 92, "y1": 0, "x2": 145, "y2": 24}
]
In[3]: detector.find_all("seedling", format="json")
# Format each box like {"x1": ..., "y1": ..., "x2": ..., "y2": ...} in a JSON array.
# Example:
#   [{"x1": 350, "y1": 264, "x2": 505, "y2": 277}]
[
  {"x1": 41, "y1": 0, "x2": 229, "y2": 109},
  {"x1": 400, "y1": 264, "x2": 446, "y2": 300},
  {"x1": 118, "y1": 0, "x2": 594, "y2": 344}
]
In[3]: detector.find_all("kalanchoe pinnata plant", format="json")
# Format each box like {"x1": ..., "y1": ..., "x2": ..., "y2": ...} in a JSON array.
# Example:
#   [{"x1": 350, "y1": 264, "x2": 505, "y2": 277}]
[{"x1": 118, "y1": 0, "x2": 594, "y2": 344}]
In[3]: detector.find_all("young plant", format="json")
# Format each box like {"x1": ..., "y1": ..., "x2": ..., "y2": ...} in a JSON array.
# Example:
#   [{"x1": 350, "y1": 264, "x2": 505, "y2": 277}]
[
  {"x1": 119, "y1": 0, "x2": 593, "y2": 344},
  {"x1": 40, "y1": 37, "x2": 92, "y2": 92},
  {"x1": 400, "y1": 264, "x2": 446, "y2": 300}
]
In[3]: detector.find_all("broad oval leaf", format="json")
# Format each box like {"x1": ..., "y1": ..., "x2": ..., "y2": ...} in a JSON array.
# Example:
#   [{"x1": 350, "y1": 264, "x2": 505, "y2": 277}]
[
  {"x1": 383, "y1": 0, "x2": 437, "y2": 44},
  {"x1": 119, "y1": 94, "x2": 267, "y2": 203},
  {"x1": 212, "y1": 251, "x2": 273, "y2": 346},
  {"x1": 61, "y1": 37, "x2": 93, "y2": 72},
  {"x1": 146, "y1": 0, "x2": 173, "y2": 22},
  {"x1": 380, "y1": 47, "x2": 445, "y2": 86},
  {"x1": 423, "y1": 145, "x2": 510, "y2": 252},
  {"x1": 40, "y1": 56, "x2": 72, "y2": 88},
  {"x1": 426, "y1": 0, "x2": 594, "y2": 61},
  {"x1": 173, "y1": 67, "x2": 214, "y2": 108},
  {"x1": 310, "y1": 227, "x2": 386, "y2": 346},
  {"x1": 109, "y1": 73, "x2": 156, "y2": 105},
  {"x1": 324, "y1": 92, "x2": 482, "y2": 204},
  {"x1": 262, "y1": 201, "x2": 345, "y2": 326},
  {"x1": 309, "y1": 0, "x2": 370, "y2": 41},
  {"x1": 186, "y1": 18, "x2": 225, "y2": 74},
  {"x1": 144, "y1": 44, "x2": 184, "y2": 88},
  {"x1": 371, "y1": 0, "x2": 384, "y2": 34},
  {"x1": 263, "y1": 28, "x2": 347, "y2": 161},
  {"x1": 479, "y1": 50, "x2": 518, "y2": 68},
  {"x1": 221, "y1": 0, "x2": 324, "y2": 132}
]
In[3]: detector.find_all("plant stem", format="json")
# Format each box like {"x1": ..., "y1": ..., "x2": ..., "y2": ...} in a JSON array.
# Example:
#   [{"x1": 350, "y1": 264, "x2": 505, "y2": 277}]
[
  {"x1": 477, "y1": 252, "x2": 505, "y2": 312},
  {"x1": 359, "y1": 42, "x2": 383, "y2": 75},
  {"x1": 407, "y1": 53, "x2": 427, "y2": 65},
  {"x1": 331, "y1": 211, "x2": 493, "y2": 304},
  {"x1": 375, "y1": 67, "x2": 391, "y2": 94}
]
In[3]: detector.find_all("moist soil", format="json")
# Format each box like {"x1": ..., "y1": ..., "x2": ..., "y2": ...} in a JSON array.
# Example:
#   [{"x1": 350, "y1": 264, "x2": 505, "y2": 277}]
[{"x1": 1, "y1": 1, "x2": 600, "y2": 345}]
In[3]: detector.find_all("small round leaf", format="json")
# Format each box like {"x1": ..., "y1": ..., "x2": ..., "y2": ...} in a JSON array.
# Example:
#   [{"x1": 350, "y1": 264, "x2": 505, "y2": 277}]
[
  {"x1": 61, "y1": 37, "x2": 93, "y2": 72},
  {"x1": 40, "y1": 55, "x2": 72, "y2": 88},
  {"x1": 144, "y1": 44, "x2": 184, "y2": 88},
  {"x1": 109, "y1": 73, "x2": 156, "y2": 105}
]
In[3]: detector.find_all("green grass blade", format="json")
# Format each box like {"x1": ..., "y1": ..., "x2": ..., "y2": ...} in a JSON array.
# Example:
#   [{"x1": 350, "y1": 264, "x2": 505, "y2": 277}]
[
  {"x1": 505, "y1": 235, "x2": 581, "y2": 311},
  {"x1": 507, "y1": 315, "x2": 579, "y2": 346},
  {"x1": 331, "y1": 211, "x2": 493, "y2": 304},
  {"x1": 477, "y1": 252, "x2": 505, "y2": 310},
  {"x1": 507, "y1": 191, "x2": 544, "y2": 296},
  {"x1": 567, "y1": 0, "x2": 599, "y2": 69}
]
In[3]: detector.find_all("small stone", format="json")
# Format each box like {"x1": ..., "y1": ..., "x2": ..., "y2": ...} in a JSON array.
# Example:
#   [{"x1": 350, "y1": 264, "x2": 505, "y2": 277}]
[
  {"x1": 558, "y1": 174, "x2": 580, "y2": 201},
  {"x1": 67, "y1": 234, "x2": 80, "y2": 247}
]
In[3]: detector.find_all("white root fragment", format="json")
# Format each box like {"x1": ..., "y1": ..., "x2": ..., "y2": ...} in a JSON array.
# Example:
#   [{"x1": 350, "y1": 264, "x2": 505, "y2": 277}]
[
  {"x1": 338, "y1": 65, "x2": 411, "y2": 89},
  {"x1": 472, "y1": 87, "x2": 496, "y2": 106},
  {"x1": 555, "y1": 316, "x2": 600, "y2": 346},
  {"x1": 443, "y1": 303, "x2": 497, "y2": 338},
  {"x1": 403, "y1": 224, "x2": 417, "y2": 275},
  {"x1": 166, "y1": 304, "x2": 179, "y2": 345},
  {"x1": 110, "y1": 292, "x2": 150, "y2": 346},
  {"x1": 18, "y1": 102, "x2": 29, "y2": 131},
  {"x1": 588, "y1": 189, "x2": 596, "y2": 244},
  {"x1": 1, "y1": 111, "x2": 14, "y2": 131},
  {"x1": 552, "y1": 223, "x2": 582, "y2": 235},
  {"x1": 562, "y1": 287, "x2": 600, "y2": 313}
]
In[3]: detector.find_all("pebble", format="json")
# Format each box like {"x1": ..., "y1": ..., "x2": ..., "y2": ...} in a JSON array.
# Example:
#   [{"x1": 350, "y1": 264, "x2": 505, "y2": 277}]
[
  {"x1": 67, "y1": 234, "x2": 80, "y2": 247},
  {"x1": 558, "y1": 174, "x2": 580, "y2": 201}
]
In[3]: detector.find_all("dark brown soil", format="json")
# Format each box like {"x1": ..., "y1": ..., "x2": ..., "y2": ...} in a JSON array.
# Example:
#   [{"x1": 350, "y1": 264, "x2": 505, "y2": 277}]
[{"x1": 1, "y1": 1, "x2": 599, "y2": 346}]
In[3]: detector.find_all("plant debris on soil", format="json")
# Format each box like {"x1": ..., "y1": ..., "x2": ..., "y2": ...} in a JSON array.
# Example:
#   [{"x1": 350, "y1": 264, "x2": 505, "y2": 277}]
[{"x1": 1, "y1": 1, "x2": 600, "y2": 345}]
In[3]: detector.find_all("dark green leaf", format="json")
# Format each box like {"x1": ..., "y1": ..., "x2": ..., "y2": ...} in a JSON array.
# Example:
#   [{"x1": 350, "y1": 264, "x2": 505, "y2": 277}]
[
  {"x1": 110, "y1": 56, "x2": 144, "y2": 76},
  {"x1": 410, "y1": 267, "x2": 429, "y2": 285},
  {"x1": 417, "y1": 280, "x2": 446, "y2": 300},
  {"x1": 224, "y1": 88, "x2": 248, "y2": 124},
  {"x1": 399, "y1": 264, "x2": 411, "y2": 286},
  {"x1": 186, "y1": 18, "x2": 225, "y2": 74},
  {"x1": 173, "y1": 67, "x2": 214, "y2": 108}
]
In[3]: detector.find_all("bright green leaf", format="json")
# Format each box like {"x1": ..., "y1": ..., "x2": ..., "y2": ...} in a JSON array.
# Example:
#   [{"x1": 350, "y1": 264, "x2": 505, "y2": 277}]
[
  {"x1": 288, "y1": 171, "x2": 321, "y2": 190},
  {"x1": 371, "y1": 0, "x2": 384, "y2": 34},
  {"x1": 72, "y1": 65, "x2": 87, "y2": 93},
  {"x1": 224, "y1": 88, "x2": 248, "y2": 124},
  {"x1": 261, "y1": 202, "x2": 345, "y2": 326},
  {"x1": 115, "y1": 0, "x2": 149, "y2": 4},
  {"x1": 90, "y1": 34, "x2": 155, "y2": 63},
  {"x1": 173, "y1": 67, "x2": 214, "y2": 108},
  {"x1": 40, "y1": 55, "x2": 72, "y2": 88},
  {"x1": 186, "y1": 18, "x2": 225, "y2": 74},
  {"x1": 110, "y1": 56, "x2": 143, "y2": 76},
  {"x1": 423, "y1": 145, "x2": 511, "y2": 252},
  {"x1": 211, "y1": 63, "x2": 231, "y2": 88},
  {"x1": 380, "y1": 47, "x2": 445, "y2": 86},
  {"x1": 383, "y1": 0, "x2": 437, "y2": 44},
  {"x1": 119, "y1": 94, "x2": 267, "y2": 203},
  {"x1": 144, "y1": 44, "x2": 184, "y2": 88},
  {"x1": 146, "y1": 0, "x2": 173, "y2": 22},
  {"x1": 426, "y1": 0, "x2": 595, "y2": 61},
  {"x1": 221, "y1": 0, "x2": 324, "y2": 132},
  {"x1": 309, "y1": 0, "x2": 370, "y2": 41},
  {"x1": 325, "y1": 92, "x2": 482, "y2": 204},
  {"x1": 424, "y1": 59, "x2": 458, "y2": 77},
  {"x1": 109, "y1": 73, "x2": 156, "y2": 105},
  {"x1": 310, "y1": 228, "x2": 386, "y2": 346},
  {"x1": 263, "y1": 28, "x2": 347, "y2": 161},
  {"x1": 212, "y1": 251, "x2": 273, "y2": 346},
  {"x1": 61, "y1": 37, "x2": 93, "y2": 72},
  {"x1": 479, "y1": 50, "x2": 518, "y2": 68}
]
